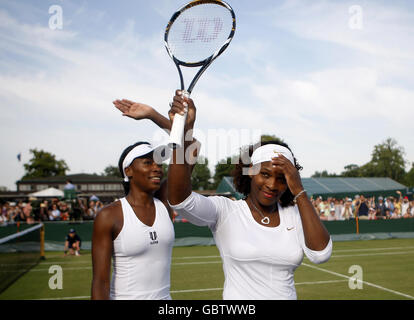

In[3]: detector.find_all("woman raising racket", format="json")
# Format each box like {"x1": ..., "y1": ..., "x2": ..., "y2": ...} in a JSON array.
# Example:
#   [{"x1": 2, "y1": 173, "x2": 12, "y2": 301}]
[{"x1": 167, "y1": 90, "x2": 332, "y2": 300}]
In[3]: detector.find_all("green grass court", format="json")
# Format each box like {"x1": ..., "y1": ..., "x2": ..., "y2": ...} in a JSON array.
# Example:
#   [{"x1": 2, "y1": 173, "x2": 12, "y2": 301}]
[{"x1": 1, "y1": 238, "x2": 413, "y2": 300}]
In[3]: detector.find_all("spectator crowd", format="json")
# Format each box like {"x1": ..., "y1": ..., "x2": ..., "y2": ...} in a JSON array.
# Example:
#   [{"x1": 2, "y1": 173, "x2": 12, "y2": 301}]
[
  {"x1": 311, "y1": 191, "x2": 414, "y2": 221},
  {"x1": 1, "y1": 191, "x2": 413, "y2": 226},
  {"x1": 0, "y1": 197, "x2": 105, "y2": 225}
]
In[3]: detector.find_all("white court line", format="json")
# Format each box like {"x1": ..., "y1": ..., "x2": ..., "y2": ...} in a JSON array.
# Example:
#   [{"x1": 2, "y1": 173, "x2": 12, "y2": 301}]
[
  {"x1": 172, "y1": 246, "x2": 414, "y2": 260},
  {"x1": 35, "y1": 295, "x2": 91, "y2": 300},
  {"x1": 12, "y1": 249, "x2": 414, "y2": 273},
  {"x1": 171, "y1": 287, "x2": 223, "y2": 294},
  {"x1": 295, "y1": 279, "x2": 348, "y2": 286},
  {"x1": 32, "y1": 280, "x2": 349, "y2": 300},
  {"x1": 333, "y1": 246, "x2": 414, "y2": 253},
  {"x1": 330, "y1": 250, "x2": 414, "y2": 259},
  {"x1": 36, "y1": 246, "x2": 414, "y2": 265},
  {"x1": 173, "y1": 261, "x2": 222, "y2": 266},
  {"x1": 302, "y1": 262, "x2": 414, "y2": 300},
  {"x1": 173, "y1": 255, "x2": 221, "y2": 260},
  {"x1": 169, "y1": 282, "x2": 349, "y2": 294}
]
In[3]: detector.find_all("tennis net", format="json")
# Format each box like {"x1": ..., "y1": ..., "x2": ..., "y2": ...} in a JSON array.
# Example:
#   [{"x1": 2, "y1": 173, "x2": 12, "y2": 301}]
[{"x1": 0, "y1": 223, "x2": 44, "y2": 294}]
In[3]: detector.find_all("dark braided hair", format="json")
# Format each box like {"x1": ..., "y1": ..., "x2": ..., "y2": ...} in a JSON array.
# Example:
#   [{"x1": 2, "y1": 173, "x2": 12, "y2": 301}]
[
  {"x1": 232, "y1": 140, "x2": 303, "y2": 207},
  {"x1": 118, "y1": 142, "x2": 151, "y2": 196}
]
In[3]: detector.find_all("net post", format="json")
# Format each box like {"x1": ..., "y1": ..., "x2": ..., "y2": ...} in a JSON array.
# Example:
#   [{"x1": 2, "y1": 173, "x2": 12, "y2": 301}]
[{"x1": 40, "y1": 224, "x2": 46, "y2": 260}]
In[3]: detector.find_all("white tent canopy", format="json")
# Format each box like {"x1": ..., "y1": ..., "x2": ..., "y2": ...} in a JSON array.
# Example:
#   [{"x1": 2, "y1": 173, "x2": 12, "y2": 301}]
[{"x1": 28, "y1": 187, "x2": 64, "y2": 198}]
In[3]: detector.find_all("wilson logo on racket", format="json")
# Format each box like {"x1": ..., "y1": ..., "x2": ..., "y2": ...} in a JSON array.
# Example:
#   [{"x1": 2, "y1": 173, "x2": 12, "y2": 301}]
[
  {"x1": 164, "y1": 0, "x2": 236, "y2": 149},
  {"x1": 182, "y1": 17, "x2": 224, "y2": 43}
]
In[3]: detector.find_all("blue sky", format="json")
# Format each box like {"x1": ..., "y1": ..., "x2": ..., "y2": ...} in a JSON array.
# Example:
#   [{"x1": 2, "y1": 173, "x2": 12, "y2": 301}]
[{"x1": 1, "y1": 0, "x2": 413, "y2": 190}]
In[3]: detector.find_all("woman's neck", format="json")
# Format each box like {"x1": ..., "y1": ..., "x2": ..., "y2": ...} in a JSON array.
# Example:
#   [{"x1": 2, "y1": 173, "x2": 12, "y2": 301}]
[
  {"x1": 126, "y1": 188, "x2": 154, "y2": 207},
  {"x1": 247, "y1": 195, "x2": 277, "y2": 214}
]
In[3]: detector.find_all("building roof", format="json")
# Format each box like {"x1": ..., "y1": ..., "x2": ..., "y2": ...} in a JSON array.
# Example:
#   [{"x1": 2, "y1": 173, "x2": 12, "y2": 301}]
[
  {"x1": 217, "y1": 176, "x2": 407, "y2": 199},
  {"x1": 17, "y1": 173, "x2": 122, "y2": 184}
]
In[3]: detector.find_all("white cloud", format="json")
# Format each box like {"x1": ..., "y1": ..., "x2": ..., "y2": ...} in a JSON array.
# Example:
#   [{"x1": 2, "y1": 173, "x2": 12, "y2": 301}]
[{"x1": 0, "y1": 1, "x2": 413, "y2": 190}]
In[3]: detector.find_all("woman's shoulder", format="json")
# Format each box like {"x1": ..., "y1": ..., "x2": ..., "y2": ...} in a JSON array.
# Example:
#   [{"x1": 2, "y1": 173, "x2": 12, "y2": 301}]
[
  {"x1": 95, "y1": 199, "x2": 122, "y2": 221},
  {"x1": 207, "y1": 195, "x2": 245, "y2": 213}
]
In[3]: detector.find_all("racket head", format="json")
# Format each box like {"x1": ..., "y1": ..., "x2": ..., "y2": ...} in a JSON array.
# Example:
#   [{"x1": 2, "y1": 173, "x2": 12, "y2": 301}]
[{"x1": 165, "y1": 0, "x2": 236, "y2": 67}]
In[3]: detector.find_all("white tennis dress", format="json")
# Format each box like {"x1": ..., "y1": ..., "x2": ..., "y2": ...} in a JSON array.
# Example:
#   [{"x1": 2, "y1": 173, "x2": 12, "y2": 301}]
[
  {"x1": 170, "y1": 192, "x2": 332, "y2": 300},
  {"x1": 110, "y1": 197, "x2": 174, "y2": 300}
]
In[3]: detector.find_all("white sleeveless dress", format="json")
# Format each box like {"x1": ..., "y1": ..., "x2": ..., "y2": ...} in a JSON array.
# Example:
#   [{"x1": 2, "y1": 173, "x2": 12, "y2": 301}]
[{"x1": 110, "y1": 197, "x2": 175, "y2": 300}]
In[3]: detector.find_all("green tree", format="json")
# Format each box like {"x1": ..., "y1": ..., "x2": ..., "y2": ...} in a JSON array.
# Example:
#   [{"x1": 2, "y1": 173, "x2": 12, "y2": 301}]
[
  {"x1": 191, "y1": 156, "x2": 212, "y2": 190},
  {"x1": 213, "y1": 157, "x2": 235, "y2": 189},
  {"x1": 341, "y1": 138, "x2": 406, "y2": 182},
  {"x1": 261, "y1": 134, "x2": 285, "y2": 144},
  {"x1": 341, "y1": 164, "x2": 361, "y2": 177},
  {"x1": 311, "y1": 170, "x2": 338, "y2": 178},
  {"x1": 404, "y1": 162, "x2": 414, "y2": 187},
  {"x1": 23, "y1": 149, "x2": 69, "y2": 179},
  {"x1": 102, "y1": 165, "x2": 122, "y2": 178},
  {"x1": 368, "y1": 137, "x2": 406, "y2": 182},
  {"x1": 162, "y1": 163, "x2": 168, "y2": 178}
]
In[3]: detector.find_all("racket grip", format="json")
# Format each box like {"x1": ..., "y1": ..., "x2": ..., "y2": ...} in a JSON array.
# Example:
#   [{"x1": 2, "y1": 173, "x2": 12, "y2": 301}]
[
  {"x1": 168, "y1": 112, "x2": 187, "y2": 149},
  {"x1": 168, "y1": 91, "x2": 190, "y2": 149}
]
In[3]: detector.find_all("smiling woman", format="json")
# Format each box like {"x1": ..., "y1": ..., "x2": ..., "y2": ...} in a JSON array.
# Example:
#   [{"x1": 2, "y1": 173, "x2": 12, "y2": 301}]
[
  {"x1": 90, "y1": 99, "x2": 179, "y2": 300},
  {"x1": 91, "y1": 141, "x2": 175, "y2": 300},
  {"x1": 167, "y1": 91, "x2": 333, "y2": 300}
]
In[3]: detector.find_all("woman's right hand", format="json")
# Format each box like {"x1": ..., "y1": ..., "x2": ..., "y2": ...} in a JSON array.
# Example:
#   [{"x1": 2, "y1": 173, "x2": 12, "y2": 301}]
[
  {"x1": 168, "y1": 90, "x2": 196, "y2": 131},
  {"x1": 113, "y1": 99, "x2": 154, "y2": 120}
]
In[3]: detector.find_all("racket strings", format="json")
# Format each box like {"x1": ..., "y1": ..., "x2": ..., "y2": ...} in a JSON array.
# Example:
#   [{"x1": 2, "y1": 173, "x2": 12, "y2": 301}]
[{"x1": 167, "y1": 4, "x2": 233, "y2": 63}]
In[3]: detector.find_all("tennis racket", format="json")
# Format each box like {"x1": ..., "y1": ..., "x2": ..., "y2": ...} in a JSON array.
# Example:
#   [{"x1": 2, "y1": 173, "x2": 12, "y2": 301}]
[{"x1": 165, "y1": 0, "x2": 236, "y2": 149}]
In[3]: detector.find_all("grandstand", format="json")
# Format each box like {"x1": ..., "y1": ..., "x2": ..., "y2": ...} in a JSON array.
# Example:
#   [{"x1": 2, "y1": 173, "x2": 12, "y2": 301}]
[{"x1": 216, "y1": 176, "x2": 407, "y2": 200}]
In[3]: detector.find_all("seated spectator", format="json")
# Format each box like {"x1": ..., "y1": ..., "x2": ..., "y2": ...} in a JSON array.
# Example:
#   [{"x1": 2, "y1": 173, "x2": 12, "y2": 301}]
[
  {"x1": 59, "y1": 202, "x2": 70, "y2": 221},
  {"x1": 70, "y1": 198, "x2": 84, "y2": 221},
  {"x1": 0, "y1": 211, "x2": 6, "y2": 225},
  {"x1": 401, "y1": 196, "x2": 410, "y2": 216},
  {"x1": 327, "y1": 207, "x2": 336, "y2": 221},
  {"x1": 83, "y1": 201, "x2": 96, "y2": 220},
  {"x1": 352, "y1": 195, "x2": 360, "y2": 212},
  {"x1": 12, "y1": 203, "x2": 26, "y2": 222},
  {"x1": 368, "y1": 207, "x2": 377, "y2": 220},
  {"x1": 39, "y1": 202, "x2": 49, "y2": 221},
  {"x1": 6, "y1": 202, "x2": 15, "y2": 222},
  {"x1": 391, "y1": 207, "x2": 401, "y2": 219},
  {"x1": 356, "y1": 195, "x2": 369, "y2": 220},
  {"x1": 384, "y1": 208, "x2": 391, "y2": 219},
  {"x1": 403, "y1": 201, "x2": 414, "y2": 218},
  {"x1": 376, "y1": 196, "x2": 386, "y2": 219},
  {"x1": 318, "y1": 198, "x2": 326, "y2": 216},
  {"x1": 23, "y1": 202, "x2": 35, "y2": 224},
  {"x1": 312, "y1": 197, "x2": 321, "y2": 216},
  {"x1": 341, "y1": 199, "x2": 354, "y2": 220},
  {"x1": 334, "y1": 199, "x2": 344, "y2": 221},
  {"x1": 395, "y1": 191, "x2": 403, "y2": 212},
  {"x1": 385, "y1": 197, "x2": 394, "y2": 213},
  {"x1": 1, "y1": 202, "x2": 9, "y2": 217},
  {"x1": 0, "y1": 203, "x2": 9, "y2": 225},
  {"x1": 95, "y1": 200, "x2": 104, "y2": 213},
  {"x1": 49, "y1": 204, "x2": 61, "y2": 221}
]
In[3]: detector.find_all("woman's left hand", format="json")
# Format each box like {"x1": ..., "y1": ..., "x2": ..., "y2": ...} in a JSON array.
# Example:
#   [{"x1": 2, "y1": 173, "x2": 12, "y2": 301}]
[
  {"x1": 113, "y1": 99, "x2": 154, "y2": 120},
  {"x1": 271, "y1": 155, "x2": 304, "y2": 196}
]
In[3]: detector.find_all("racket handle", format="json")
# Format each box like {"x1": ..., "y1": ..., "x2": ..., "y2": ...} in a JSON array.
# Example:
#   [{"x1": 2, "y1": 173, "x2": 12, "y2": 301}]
[{"x1": 168, "y1": 91, "x2": 190, "y2": 149}]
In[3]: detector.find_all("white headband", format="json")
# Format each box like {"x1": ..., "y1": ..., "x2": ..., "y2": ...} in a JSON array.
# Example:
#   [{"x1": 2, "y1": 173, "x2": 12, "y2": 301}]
[
  {"x1": 122, "y1": 143, "x2": 170, "y2": 182},
  {"x1": 251, "y1": 144, "x2": 295, "y2": 166}
]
